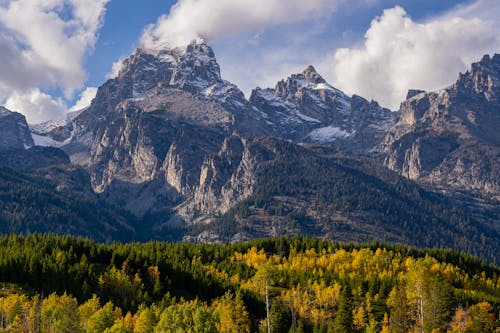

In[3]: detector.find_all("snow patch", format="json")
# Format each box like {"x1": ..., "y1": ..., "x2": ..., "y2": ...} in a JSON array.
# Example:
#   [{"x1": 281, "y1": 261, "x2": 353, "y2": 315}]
[
  {"x1": 256, "y1": 89, "x2": 290, "y2": 108},
  {"x1": 32, "y1": 133, "x2": 72, "y2": 147},
  {"x1": 293, "y1": 110, "x2": 321, "y2": 123},
  {"x1": 30, "y1": 109, "x2": 85, "y2": 135},
  {"x1": 158, "y1": 54, "x2": 178, "y2": 65},
  {"x1": 308, "y1": 126, "x2": 352, "y2": 142},
  {"x1": 313, "y1": 83, "x2": 334, "y2": 91}
]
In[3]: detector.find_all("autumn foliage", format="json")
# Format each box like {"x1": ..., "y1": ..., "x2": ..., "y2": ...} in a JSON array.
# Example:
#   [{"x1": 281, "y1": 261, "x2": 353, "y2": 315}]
[{"x1": 0, "y1": 235, "x2": 498, "y2": 332}]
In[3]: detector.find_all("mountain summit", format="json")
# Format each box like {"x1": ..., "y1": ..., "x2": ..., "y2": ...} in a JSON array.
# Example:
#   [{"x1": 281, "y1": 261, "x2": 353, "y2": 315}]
[
  {"x1": 250, "y1": 65, "x2": 396, "y2": 153},
  {"x1": 119, "y1": 39, "x2": 230, "y2": 100}
]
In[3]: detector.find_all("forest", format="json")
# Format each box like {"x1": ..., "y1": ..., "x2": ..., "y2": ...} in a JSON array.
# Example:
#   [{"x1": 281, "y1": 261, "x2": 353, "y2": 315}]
[{"x1": 0, "y1": 234, "x2": 498, "y2": 332}]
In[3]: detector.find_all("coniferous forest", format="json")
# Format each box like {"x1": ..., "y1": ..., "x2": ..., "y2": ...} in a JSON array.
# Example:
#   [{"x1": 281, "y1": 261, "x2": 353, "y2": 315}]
[{"x1": 0, "y1": 235, "x2": 498, "y2": 332}]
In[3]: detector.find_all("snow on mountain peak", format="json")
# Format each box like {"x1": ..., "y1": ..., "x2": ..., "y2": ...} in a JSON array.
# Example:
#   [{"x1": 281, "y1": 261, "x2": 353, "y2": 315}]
[{"x1": 113, "y1": 38, "x2": 235, "y2": 102}]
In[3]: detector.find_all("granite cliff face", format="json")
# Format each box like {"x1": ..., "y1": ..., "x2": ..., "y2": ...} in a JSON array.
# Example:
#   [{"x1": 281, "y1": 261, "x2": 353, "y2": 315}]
[
  {"x1": 39, "y1": 40, "x2": 271, "y2": 220},
  {"x1": 383, "y1": 54, "x2": 500, "y2": 199}
]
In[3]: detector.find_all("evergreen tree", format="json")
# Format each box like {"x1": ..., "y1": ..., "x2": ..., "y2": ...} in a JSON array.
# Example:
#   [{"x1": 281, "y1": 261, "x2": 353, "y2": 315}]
[
  {"x1": 332, "y1": 284, "x2": 354, "y2": 333},
  {"x1": 423, "y1": 275, "x2": 454, "y2": 333},
  {"x1": 387, "y1": 284, "x2": 410, "y2": 333},
  {"x1": 270, "y1": 301, "x2": 292, "y2": 333}
]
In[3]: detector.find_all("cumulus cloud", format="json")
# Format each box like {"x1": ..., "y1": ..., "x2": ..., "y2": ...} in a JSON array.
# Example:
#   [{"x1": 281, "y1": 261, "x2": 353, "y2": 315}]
[
  {"x1": 324, "y1": 4, "x2": 500, "y2": 109},
  {"x1": 69, "y1": 87, "x2": 98, "y2": 112},
  {"x1": 0, "y1": 0, "x2": 109, "y2": 120},
  {"x1": 5, "y1": 89, "x2": 67, "y2": 124},
  {"x1": 0, "y1": 0, "x2": 109, "y2": 95},
  {"x1": 106, "y1": 58, "x2": 126, "y2": 79},
  {"x1": 141, "y1": 0, "x2": 344, "y2": 50}
]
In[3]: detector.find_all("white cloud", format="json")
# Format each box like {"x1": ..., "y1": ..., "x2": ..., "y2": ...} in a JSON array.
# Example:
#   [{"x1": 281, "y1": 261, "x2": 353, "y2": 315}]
[
  {"x1": 442, "y1": 0, "x2": 500, "y2": 24},
  {"x1": 0, "y1": 0, "x2": 109, "y2": 120},
  {"x1": 141, "y1": 0, "x2": 344, "y2": 51},
  {"x1": 69, "y1": 87, "x2": 98, "y2": 112},
  {"x1": 323, "y1": 3, "x2": 500, "y2": 109},
  {"x1": 5, "y1": 89, "x2": 67, "y2": 124},
  {"x1": 106, "y1": 58, "x2": 125, "y2": 79}
]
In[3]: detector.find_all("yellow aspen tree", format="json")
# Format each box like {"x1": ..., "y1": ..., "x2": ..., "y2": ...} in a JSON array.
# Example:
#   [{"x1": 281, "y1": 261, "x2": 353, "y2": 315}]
[
  {"x1": 123, "y1": 311, "x2": 134, "y2": 331},
  {"x1": 214, "y1": 292, "x2": 250, "y2": 333},
  {"x1": 380, "y1": 313, "x2": 390, "y2": 333}
]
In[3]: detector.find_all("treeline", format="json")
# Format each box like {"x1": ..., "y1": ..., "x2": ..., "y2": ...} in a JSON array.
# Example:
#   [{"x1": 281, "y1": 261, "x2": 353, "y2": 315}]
[{"x1": 0, "y1": 235, "x2": 498, "y2": 332}]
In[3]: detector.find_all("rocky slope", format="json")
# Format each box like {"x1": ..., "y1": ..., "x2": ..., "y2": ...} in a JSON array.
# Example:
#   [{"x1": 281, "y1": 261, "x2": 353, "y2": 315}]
[
  {"x1": 30, "y1": 40, "x2": 272, "y2": 215},
  {"x1": 383, "y1": 54, "x2": 500, "y2": 200},
  {"x1": 0, "y1": 107, "x2": 71, "y2": 170},
  {"x1": 179, "y1": 136, "x2": 498, "y2": 262}
]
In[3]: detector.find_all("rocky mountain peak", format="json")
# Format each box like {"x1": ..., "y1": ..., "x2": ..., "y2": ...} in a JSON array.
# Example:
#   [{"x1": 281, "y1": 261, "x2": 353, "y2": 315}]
[
  {"x1": 453, "y1": 53, "x2": 500, "y2": 102},
  {"x1": 406, "y1": 89, "x2": 426, "y2": 100},
  {"x1": 115, "y1": 38, "x2": 225, "y2": 99},
  {"x1": 0, "y1": 106, "x2": 11, "y2": 115},
  {"x1": 274, "y1": 65, "x2": 336, "y2": 101},
  {"x1": 302, "y1": 65, "x2": 326, "y2": 85},
  {"x1": 383, "y1": 53, "x2": 500, "y2": 198},
  {"x1": 249, "y1": 67, "x2": 395, "y2": 152}
]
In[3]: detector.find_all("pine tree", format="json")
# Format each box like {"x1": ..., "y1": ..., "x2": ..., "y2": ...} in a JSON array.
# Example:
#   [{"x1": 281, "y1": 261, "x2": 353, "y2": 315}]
[
  {"x1": 332, "y1": 284, "x2": 354, "y2": 333},
  {"x1": 270, "y1": 301, "x2": 292, "y2": 333},
  {"x1": 423, "y1": 275, "x2": 453, "y2": 333},
  {"x1": 387, "y1": 284, "x2": 410, "y2": 333}
]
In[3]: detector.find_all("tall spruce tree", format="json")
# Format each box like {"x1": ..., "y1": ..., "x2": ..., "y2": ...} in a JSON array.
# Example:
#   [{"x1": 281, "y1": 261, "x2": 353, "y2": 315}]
[{"x1": 332, "y1": 284, "x2": 354, "y2": 333}]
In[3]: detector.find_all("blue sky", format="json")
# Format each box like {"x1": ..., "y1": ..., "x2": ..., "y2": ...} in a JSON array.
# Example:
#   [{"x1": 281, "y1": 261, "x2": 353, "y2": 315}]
[{"x1": 0, "y1": 0, "x2": 498, "y2": 123}]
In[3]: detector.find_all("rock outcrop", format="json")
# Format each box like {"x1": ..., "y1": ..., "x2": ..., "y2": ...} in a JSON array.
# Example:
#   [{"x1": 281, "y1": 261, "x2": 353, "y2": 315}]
[
  {"x1": 0, "y1": 107, "x2": 34, "y2": 150},
  {"x1": 383, "y1": 54, "x2": 500, "y2": 199}
]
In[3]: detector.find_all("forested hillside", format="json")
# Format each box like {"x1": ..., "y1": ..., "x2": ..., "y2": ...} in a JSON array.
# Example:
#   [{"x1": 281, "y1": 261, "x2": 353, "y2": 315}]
[
  {"x1": 196, "y1": 141, "x2": 499, "y2": 264},
  {"x1": 0, "y1": 235, "x2": 498, "y2": 332},
  {"x1": 0, "y1": 166, "x2": 134, "y2": 241}
]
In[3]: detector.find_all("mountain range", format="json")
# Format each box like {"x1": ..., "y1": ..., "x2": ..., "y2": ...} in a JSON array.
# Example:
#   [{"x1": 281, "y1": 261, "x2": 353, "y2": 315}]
[{"x1": 1, "y1": 39, "x2": 499, "y2": 263}]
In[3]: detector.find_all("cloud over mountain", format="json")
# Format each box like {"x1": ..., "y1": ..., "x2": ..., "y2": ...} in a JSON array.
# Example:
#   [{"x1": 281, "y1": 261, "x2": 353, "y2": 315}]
[
  {"x1": 5, "y1": 89, "x2": 66, "y2": 124},
  {"x1": 141, "y1": 0, "x2": 343, "y2": 51},
  {"x1": 325, "y1": 2, "x2": 500, "y2": 109}
]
